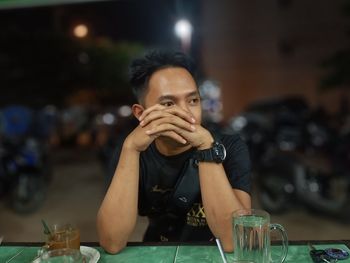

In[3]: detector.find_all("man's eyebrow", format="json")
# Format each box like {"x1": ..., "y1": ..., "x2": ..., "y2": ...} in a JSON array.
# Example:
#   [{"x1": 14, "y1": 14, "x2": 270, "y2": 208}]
[
  {"x1": 187, "y1": 91, "x2": 200, "y2": 97},
  {"x1": 157, "y1": 91, "x2": 200, "y2": 103},
  {"x1": 158, "y1": 95, "x2": 176, "y2": 102}
]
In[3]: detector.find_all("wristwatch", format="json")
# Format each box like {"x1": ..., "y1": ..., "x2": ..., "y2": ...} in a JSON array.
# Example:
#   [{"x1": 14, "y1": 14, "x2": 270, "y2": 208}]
[{"x1": 195, "y1": 141, "x2": 226, "y2": 163}]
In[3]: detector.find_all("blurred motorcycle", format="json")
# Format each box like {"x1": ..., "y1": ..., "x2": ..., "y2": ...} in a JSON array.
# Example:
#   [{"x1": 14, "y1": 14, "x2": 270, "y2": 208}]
[
  {"x1": 0, "y1": 105, "x2": 51, "y2": 214},
  {"x1": 227, "y1": 96, "x2": 350, "y2": 220},
  {"x1": 227, "y1": 96, "x2": 308, "y2": 167}
]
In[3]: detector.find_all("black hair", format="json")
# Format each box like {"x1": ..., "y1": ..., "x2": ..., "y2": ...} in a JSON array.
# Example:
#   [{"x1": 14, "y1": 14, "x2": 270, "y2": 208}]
[{"x1": 129, "y1": 49, "x2": 197, "y2": 103}]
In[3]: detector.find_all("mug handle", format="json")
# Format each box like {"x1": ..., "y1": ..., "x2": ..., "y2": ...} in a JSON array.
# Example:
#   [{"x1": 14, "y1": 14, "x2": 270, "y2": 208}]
[{"x1": 270, "y1": 223, "x2": 288, "y2": 263}]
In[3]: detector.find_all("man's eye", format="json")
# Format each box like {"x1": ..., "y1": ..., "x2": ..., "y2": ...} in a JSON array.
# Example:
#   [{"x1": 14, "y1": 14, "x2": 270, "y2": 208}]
[
  {"x1": 161, "y1": 102, "x2": 174, "y2": 107},
  {"x1": 189, "y1": 98, "x2": 200, "y2": 105}
]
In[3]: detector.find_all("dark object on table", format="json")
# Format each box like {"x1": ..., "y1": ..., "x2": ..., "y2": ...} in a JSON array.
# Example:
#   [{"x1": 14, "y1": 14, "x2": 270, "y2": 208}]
[
  {"x1": 309, "y1": 243, "x2": 335, "y2": 263},
  {"x1": 325, "y1": 248, "x2": 350, "y2": 260}
]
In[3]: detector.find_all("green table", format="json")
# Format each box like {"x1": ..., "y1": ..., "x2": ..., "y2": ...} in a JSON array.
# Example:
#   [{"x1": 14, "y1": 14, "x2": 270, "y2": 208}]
[{"x1": 1, "y1": 242, "x2": 350, "y2": 262}]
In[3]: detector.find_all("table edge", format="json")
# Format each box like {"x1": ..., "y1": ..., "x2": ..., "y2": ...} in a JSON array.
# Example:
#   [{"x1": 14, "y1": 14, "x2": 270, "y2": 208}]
[{"x1": 2, "y1": 240, "x2": 350, "y2": 248}]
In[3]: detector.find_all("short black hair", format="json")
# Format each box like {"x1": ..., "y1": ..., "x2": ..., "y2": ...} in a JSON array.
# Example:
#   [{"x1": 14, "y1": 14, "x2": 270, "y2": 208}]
[{"x1": 129, "y1": 49, "x2": 197, "y2": 103}]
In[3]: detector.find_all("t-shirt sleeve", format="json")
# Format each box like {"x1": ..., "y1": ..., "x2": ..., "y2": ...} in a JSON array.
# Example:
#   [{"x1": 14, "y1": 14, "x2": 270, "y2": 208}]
[
  {"x1": 105, "y1": 141, "x2": 122, "y2": 189},
  {"x1": 105, "y1": 135, "x2": 148, "y2": 216},
  {"x1": 105, "y1": 120, "x2": 139, "y2": 188},
  {"x1": 137, "y1": 158, "x2": 148, "y2": 216},
  {"x1": 222, "y1": 134, "x2": 252, "y2": 194}
]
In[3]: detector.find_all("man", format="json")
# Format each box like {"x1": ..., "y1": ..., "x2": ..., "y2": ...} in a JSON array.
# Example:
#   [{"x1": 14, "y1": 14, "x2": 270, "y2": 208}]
[{"x1": 97, "y1": 50, "x2": 251, "y2": 254}]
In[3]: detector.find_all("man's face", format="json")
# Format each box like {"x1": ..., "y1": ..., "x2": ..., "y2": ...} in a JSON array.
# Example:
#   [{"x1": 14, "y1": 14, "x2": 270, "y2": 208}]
[{"x1": 143, "y1": 67, "x2": 202, "y2": 124}]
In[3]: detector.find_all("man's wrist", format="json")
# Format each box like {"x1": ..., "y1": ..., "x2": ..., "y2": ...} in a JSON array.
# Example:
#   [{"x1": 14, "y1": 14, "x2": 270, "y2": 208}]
[
  {"x1": 196, "y1": 132, "x2": 214, "y2": 150},
  {"x1": 123, "y1": 137, "x2": 143, "y2": 153},
  {"x1": 197, "y1": 142, "x2": 213, "y2": 151}
]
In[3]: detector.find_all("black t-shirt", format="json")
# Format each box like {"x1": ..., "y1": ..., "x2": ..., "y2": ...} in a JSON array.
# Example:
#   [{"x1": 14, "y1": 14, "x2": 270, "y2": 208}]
[{"x1": 109, "y1": 133, "x2": 251, "y2": 242}]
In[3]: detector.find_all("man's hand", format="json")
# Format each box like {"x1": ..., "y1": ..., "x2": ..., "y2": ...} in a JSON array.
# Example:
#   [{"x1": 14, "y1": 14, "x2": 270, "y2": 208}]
[{"x1": 138, "y1": 104, "x2": 214, "y2": 150}]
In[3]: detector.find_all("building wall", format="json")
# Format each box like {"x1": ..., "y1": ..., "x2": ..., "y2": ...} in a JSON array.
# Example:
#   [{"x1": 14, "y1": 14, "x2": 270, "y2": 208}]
[{"x1": 200, "y1": 0, "x2": 349, "y2": 120}]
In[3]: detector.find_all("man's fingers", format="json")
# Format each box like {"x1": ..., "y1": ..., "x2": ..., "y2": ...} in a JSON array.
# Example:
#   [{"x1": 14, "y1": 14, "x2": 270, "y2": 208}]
[
  {"x1": 140, "y1": 112, "x2": 195, "y2": 132},
  {"x1": 139, "y1": 104, "x2": 196, "y2": 125},
  {"x1": 164, "y1": 107, "x2": 196, "y2": 124},
  {"x1": 139, "y1": 110, "x2": 170, "y2": 127},
  {"x1": 145, "y1": 121, "x2": 196, "y2": 135},
  {"x1": 138, "y1": 104, "x2": 165, "y2": 121},
  {"x1": 150, "y1": 131, "x2": 187, "y2": 144}
]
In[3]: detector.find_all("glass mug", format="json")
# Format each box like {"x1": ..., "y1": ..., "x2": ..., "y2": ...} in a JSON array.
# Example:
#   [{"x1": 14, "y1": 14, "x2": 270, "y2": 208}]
[
  {"x1": 45, "y1": 224, "x2": 80, "y2": 250},
  {"x1": 232, "y1": 209, "x2": 288, "y2": 263},
  {"x1": 40, "y1": 248, "x2": 83, "y2": 263},
  {"x1": 38, "y1": 223, "x2": 81, "y2": 261}
]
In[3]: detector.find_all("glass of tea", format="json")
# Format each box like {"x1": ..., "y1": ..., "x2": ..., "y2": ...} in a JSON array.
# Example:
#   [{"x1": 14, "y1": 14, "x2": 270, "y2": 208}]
[{"x1": 46, "y1": 224, "x2": 80, "y2": 250}]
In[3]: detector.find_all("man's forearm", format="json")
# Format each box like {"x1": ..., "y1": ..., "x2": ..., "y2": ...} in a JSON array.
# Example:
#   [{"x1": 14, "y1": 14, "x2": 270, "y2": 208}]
[
  {"x1": 97, "y1": 144, "x2": 140, "y2": 254},
  {"x1": 198, "y1": 163, "x2": 251, "y2": 252}
]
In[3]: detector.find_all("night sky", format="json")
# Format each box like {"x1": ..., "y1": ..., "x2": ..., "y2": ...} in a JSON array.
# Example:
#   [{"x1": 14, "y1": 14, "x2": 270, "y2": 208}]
[
  {"x1": 0, "y1": 0, "x2": 201, "y2": 108},
  {"x1": 0, "y1": 0, "x2": 185, "y2": 44}
]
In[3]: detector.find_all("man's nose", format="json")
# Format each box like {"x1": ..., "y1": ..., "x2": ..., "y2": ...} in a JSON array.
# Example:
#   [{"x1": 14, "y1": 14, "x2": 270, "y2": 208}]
[{"x1": 178, "y1": 102, "x2": 190, "y2": 113}]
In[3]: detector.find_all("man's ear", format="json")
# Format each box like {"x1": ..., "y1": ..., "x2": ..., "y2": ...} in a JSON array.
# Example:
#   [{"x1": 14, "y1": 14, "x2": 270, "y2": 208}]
[{"x1": 132, "y1": 104, "x2": 144, "y2": 119}]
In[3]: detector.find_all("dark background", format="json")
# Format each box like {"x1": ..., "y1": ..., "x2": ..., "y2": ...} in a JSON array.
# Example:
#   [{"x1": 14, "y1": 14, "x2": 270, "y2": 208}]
[
  {"x1": 0, "y1": 0, "x2": 201, "y2": 107},
  {"x1": 1, "y1": 0, "x2": 350, "y2": 242}
]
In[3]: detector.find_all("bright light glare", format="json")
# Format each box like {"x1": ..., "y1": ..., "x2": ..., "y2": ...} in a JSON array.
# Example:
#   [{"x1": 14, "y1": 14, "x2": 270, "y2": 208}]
[
  {"x1": 118, "y1": 105, "x2": 132, "y2": 117},
  {"x1": 102, "y1": 113, "x2": 115, "y2": 125},
  {"x1": 174, "y1": 19, "x2": 193, "y2": 39},
  {"x1": 74, "y1": 24, "x2": 88, "y2": 38},
  {"x1": 232, "y1": 116, "x2": 247, "y2": 131}
]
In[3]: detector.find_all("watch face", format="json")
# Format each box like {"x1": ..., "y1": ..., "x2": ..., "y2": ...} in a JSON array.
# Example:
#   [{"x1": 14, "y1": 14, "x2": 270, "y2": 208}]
[
  {"x1": 213, "y1": 143, "x2": 226, "y2": 162},
  {"x1": 195, "y1": 141, "x2": 226, "y2": 163}
]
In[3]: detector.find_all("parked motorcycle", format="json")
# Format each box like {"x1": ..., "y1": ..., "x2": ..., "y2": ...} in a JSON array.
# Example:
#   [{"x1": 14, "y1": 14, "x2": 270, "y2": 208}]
[
  {"x1": 227, "y1": 96, "x2": 350, "y2": 221},
  {"x1": 0, "y1": 105, "x2": 51, "y2": 214}
]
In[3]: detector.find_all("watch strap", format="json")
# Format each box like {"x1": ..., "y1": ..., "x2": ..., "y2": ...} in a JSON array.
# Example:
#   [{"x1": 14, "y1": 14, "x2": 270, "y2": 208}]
[
  {"x1": 197, "y1": 148, "x2": 215, "y2": 162},
  {"x1": 195, "y1": 141, "x2": 226, "y2": 163}
]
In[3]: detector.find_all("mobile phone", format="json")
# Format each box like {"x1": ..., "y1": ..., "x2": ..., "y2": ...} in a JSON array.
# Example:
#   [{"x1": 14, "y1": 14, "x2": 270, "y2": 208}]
[{"x1": 325, "y1": 248, "x2": 350, "y2": 260}]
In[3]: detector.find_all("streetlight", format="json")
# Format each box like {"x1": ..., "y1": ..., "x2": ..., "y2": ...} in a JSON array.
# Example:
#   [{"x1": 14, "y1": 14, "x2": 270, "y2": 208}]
[
  {"x1": 73, "y1": 24, "x2": 88, "y2": 38},
  {"x1": 174, "y1": 18, "x2": 193, "y2": 53}
]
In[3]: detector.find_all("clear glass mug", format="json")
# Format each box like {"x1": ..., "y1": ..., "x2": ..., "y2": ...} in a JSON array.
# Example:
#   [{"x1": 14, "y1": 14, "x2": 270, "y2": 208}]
[
  {"x1": 45, "y1": 224, "x2": 80, "y2": 250},
  {"x1": 232, "y1": 209, "x2": 288, "y2": 263},
  {"x1": 38, "y1": 224, "x2": 81, "y2": 260}
]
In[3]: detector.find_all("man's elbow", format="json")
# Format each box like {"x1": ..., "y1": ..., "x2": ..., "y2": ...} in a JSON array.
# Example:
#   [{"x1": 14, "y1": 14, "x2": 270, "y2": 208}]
[
  {"x1": 223, "y1": 241, "x2": 234, "y2": 253},
  {"x1": 99, "y1": 238, "x2": 127, "y2": 254}
]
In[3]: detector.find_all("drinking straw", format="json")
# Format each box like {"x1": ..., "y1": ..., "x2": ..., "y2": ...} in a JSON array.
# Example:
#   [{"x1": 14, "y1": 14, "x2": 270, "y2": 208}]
[
  {"x1": 41, "y1": 219, "x2": 52, "y2": 235},
  {"x1": 173, "y1": 246, "x2": 179, "y2": 263},
  {"x1": 215, "y1": 239, "x2": 228, "y2": 263}
]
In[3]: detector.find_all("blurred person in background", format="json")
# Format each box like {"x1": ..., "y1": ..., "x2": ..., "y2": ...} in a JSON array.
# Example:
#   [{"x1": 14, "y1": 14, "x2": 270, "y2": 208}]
[{"x1": 97, "y1": 50, "x2": 251, "y2": 253}]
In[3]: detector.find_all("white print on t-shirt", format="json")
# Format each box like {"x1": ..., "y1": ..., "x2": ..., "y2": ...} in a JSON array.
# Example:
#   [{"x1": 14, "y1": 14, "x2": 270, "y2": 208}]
[{"x1": 186, "y1": 203, "x2": 207, "y2": 227}]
